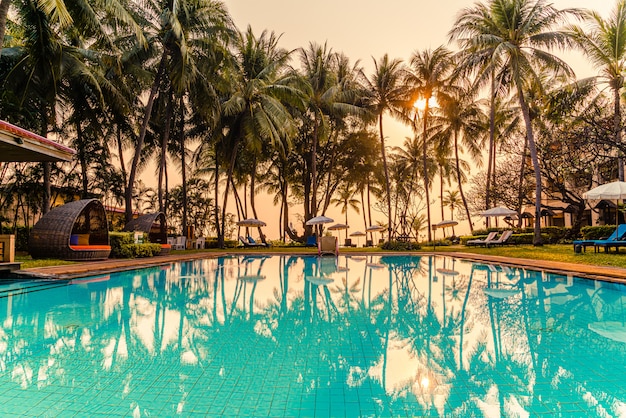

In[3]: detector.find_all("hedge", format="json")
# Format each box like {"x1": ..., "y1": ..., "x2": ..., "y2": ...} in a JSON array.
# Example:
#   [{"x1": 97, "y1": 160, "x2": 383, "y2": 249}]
[
  {"x1": 109, "y1": 232, "x2": 161, "y2": 258},
  {"x1": 579, "y1": 225, "x2": 620, "y2": 240},
  {"x1": 460, "y1": 233, "x2": 550, "y2": 245}
]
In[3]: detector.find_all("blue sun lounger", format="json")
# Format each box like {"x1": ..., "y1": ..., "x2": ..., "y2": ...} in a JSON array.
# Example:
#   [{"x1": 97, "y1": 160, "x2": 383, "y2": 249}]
[{"x1": 573, "y1": 224, "x2": 626, "y2": 253}]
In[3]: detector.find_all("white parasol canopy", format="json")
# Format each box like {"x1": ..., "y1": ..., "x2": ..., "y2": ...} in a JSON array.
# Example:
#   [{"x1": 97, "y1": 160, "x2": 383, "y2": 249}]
[
  {"x1": 480, "y1": 206, "x2": 518, "y2": 217},
  {"x1": 583, "y1": 181, "x2": 626, "y2": 226},
  {"x1": 305, "y1": 215, "x2": 334, "y2": 225},
  {"x1": 350, "y1": 230, "x2": 366, "y2": 246},
  {"x1": 434, "y1": 220, "x2": 458, "y2": 229},
  {"x1": 583, "y1": 181, "x2": 626, "y2": 200},
  {"x1": 328, "y1": 223, "x2": 349, "y2": 231},
  {"x1": 236, "y1": 218, "x2": 267, "y2": 227}
]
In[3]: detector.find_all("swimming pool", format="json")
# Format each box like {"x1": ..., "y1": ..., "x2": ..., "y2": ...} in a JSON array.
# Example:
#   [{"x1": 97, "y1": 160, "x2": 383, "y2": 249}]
[{"x1": 0, "y1": 254, "x2": 625, "y2": 417}]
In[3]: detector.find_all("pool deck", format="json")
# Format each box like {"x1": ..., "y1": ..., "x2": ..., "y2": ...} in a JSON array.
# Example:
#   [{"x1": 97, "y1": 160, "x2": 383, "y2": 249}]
[{"x1": 13, "y1": 250, "x2": 626, "y2": 284}]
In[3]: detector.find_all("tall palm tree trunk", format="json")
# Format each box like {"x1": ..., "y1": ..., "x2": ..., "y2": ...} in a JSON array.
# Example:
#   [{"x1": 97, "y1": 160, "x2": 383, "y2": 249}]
[
  {"x1": 454, "y1": 131, "x2": 473, "y2": 233},
  {"x1": 116, "y1": 125, "x2": 128, "y2": 191},
  {"x1": 214, "y1": 144, "x2": 222, "y2": 246},
  {"x1": 220, "y1": 137, "x2": 241, "y2": 247},
  {"x1": 422, "y1": 101, "x2": 432, "y2": 242},
  {"x1": 378, "y1": 115, "x2": 393, "y2": 242},
  {"x1": 310, "y1": 116, "x2": 319, "y2": 220},
  {"x1": 517, "y1": 86, "x2": 543, "y2": 246},
  {"x1": 179, "y1": 97, "x2": 188, "y2": 240},
  {"x1": 76, "y1": 120, "x2": 89, "y2": 197},
  {"x1": 159, "y1": 89, "x2": 174, "y2": 213},
  {"x1": 486, "y1": 74, "x2": 496, "y2": 226},
  {"x1": 614, "y1": 87, "x2": 624, "y2": 181},
  {"x1": 126, "y1": 55, "x2": 166, "y2": 222}
]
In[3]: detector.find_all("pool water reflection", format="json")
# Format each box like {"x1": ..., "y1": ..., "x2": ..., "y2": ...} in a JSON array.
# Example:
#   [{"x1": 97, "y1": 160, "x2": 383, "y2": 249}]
[{"x1": 0, "y1": 255, "x2": 625, "y2": 416}]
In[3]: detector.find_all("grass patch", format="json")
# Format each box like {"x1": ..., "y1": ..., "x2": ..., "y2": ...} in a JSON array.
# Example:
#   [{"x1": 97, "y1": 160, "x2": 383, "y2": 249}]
[
  {"x1": 431, "y1": 244, "x2": 626, "y2": 268},
  {"x1": 16, "y1": 254, "x2": 77, "y2": 269}
]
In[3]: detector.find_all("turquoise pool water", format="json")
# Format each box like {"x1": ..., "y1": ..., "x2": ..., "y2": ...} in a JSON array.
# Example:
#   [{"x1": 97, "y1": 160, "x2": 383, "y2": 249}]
[{"x1": 0, "y1": 254, "x2": 625, "y2": 417}]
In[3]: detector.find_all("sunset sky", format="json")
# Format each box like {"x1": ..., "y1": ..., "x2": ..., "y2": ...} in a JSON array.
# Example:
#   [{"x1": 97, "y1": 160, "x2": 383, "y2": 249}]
[{"x1": 224, "y1": 0, "x2": 616, "y2": 239}]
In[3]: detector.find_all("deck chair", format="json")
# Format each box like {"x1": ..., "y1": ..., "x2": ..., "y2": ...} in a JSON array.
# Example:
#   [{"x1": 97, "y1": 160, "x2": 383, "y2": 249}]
[
  {"x1": 466, "y1": 231, "x2": 498, "y2": 247},
  {"x1": 573, "y1": 224, "x2": 626, "y2": 253},
  {"x1": 318, "y1": 236, "x2": 338, "y2": 256},
  {"x1": 305, "y1": 235, "x2": 317, "y2": 247},
  {"x1": 239, "y1": 236, "x2": 262, "y2": 248},
  {"x1": 485, "y1": 230, "x2": 513, "y2": 247},
  {"x1": 247, "y1": 236, "x2": 268, "y2": 247}
]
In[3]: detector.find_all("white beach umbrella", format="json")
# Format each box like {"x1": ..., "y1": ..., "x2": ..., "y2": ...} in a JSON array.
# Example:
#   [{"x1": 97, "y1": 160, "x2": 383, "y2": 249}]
[
  {"x1": 306, "y1": 215, "x2": 334, "y2": 237},
  {"x1": 433, "y1": 220, "x2": 459, "y2": 239},
  {"x1": 366, "y1": 224, "x2": 386, "y2": 243},
  {"x1": 480, "y1": 206, "x2": 518, "y2": 217},
  {"x1": 583, "y1": 181, "x2": 626, "y2": 200},
  {"x1": 350, "y1": 230, "x2": 366, "y2": 246},
  {"x1": 583, "y1": 181, "x2": 626, "y2": 227},
  {"x1": 305, "y1": 215, "x2": 334, "y2": 225},
  {"x1": 328, "y1": 223, "x2": 349, "y2": 242},
  {"x1": 236, "y1": 218, "x2": 267, "y2": 227},
  {"x1": 480, "y1": 206, "x2": 517, "y2": 228}
]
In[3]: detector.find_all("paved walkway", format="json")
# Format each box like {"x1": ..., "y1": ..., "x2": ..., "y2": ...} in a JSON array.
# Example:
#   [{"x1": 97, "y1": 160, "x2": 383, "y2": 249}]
[{"x1": 16, "y1": 250, "x2": 626, "y2": 284}]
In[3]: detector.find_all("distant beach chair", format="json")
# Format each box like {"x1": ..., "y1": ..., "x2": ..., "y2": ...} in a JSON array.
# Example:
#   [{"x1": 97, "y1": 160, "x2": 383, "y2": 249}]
[
  {"x1": 239, "y1": 236, "x2": 266, "y2": 248},
  {"x1": 466, "y1": 231, "x2": 498, "y2": 247},
  {"x1": 573, "y1": 224, "x2": 626, "y2": 253},
  {"x1": 485, "y1": 230, "x2": 513, "y2": 247},
  {"x1": 305, "y1": 235, "x2": 317, "y2": 247},
  {"x1": 172, "y1": 236, "x2": 186, "y2": 250},
  {"x1": 194, "y1": 237, "x2": 206, "y2": 249}
]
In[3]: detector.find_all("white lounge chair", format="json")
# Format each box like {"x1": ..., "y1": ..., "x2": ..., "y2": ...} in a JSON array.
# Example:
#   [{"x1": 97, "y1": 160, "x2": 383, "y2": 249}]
[
  {"x1": 485, "y1": 230, "x2": 513, "y2": 247},
  {"x1": 466, "y1": 231, "x2": 498, "y2": 247},
  {"x1": 172, "y1": 236, "x2": 186, "y2": 250},
  {"x1": 194, "y1": 237, "x2": 206, "y2": 249}
]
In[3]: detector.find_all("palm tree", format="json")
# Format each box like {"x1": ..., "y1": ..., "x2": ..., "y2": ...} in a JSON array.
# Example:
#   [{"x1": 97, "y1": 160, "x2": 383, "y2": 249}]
[
  {"x1": 435, "y1": 83, "x2": 486, "y2": 233},
  {"x1": 331, "y1": 184, "x2": 360, "y2": 226},
  {"x1": 0, "y1": 0, "x2": 137, "y2": 213},
  {"x1": 404, "y1": 46, "x2": 455, "y2": 242},
  {"x1": 442, "y1": 190, "x2": 462, "y2": 224},
  {"x1": 567, "y1": 0, "x2": 626, "y2": 180},
  {"x1": 218, "y1": 27, "x2": 302, "y2": 247},
  {"x1": 124, "y1": 0, "x2": 234, "y2": 223},
  {"x1": 448, "y1": 0, "x2": 579, "y2": 245},
  {"x1": 364, "y1": 54, "x2": 407, "y2": 242},
  {"x1": 296, "y1": 43, "x2": 368, "y2": 232}
]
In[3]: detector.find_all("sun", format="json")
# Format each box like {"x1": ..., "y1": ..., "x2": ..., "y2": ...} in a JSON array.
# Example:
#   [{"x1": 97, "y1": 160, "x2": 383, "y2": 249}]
[{"x1": 413, "y1": 97, "x2": 438, "y2": 110}]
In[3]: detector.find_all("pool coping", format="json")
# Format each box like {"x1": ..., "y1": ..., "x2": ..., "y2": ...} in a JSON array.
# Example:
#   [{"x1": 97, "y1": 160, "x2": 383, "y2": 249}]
[{"x1": 13, "y1": 250, "x2": 626, "y2": 284}]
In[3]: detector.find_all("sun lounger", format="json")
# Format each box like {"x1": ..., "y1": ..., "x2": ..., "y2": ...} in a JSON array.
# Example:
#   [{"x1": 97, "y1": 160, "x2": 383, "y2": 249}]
[
  {"x1": 247, "y1": 236, "x2": 268, "y2": 247},
  {"x1": 305, "y1": 236, "x2": 317, "y2": 247},
  {"x1": 239, "y1": 236, "x2": 267, "y2": 248},
  {"x1": 573, "y1": 224, "x2": 626, "y2": 253},
  {"x1": 485, "y1": 230, "x2": 513, "y2": 247},
  {"x1": 466, "y1": 231, "x2": 498, "y2": 247}
]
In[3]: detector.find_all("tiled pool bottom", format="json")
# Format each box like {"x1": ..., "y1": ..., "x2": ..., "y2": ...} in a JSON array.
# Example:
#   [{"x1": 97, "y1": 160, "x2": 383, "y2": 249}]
[{"x1": 1, "y1": 254, "x2": 626, "y2": 417}]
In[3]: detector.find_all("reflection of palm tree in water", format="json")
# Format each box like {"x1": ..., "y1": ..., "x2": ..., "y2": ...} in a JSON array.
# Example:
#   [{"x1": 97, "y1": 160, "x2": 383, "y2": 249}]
[{"x1": 233, "y1": 256, "x2": 267, "y2": 320}]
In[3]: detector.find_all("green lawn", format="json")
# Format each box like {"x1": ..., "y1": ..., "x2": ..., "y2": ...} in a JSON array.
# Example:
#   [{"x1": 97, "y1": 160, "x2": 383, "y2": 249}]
[{"x1": 428, "y1": 244, "x2": 626, "y2": 268}]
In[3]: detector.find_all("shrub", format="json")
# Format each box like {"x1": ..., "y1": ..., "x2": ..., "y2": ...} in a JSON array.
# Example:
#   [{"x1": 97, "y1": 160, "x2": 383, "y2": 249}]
[
  {"x1": 109, "y1": 232, "x2": 161, "y2": 258},
  {"x1": 580, "y1": 225, "x2": 618, "y2": 240},
  {"x1": 380, "y1": 240, "x2": 421, "y2": 251},
  {"x1": 0, "y1": 225, "x2": 30, "y2": 251},
  {"x1": 204, "y1": 237, "x2": 239, "y2": 248}
]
